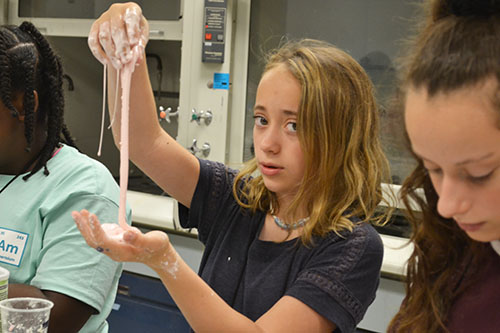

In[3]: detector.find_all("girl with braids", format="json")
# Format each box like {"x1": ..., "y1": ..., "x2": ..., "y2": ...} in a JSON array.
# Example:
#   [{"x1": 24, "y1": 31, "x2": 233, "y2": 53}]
[
  {"x1": 388, "y1": 0, "x2": 500, "y2": 332},
  {"x1": 0, "y1": 22, "x2": 131, "y2": 332},
  {"x1": 73, "y1": 3, "x2": 392, "y2": 332}
]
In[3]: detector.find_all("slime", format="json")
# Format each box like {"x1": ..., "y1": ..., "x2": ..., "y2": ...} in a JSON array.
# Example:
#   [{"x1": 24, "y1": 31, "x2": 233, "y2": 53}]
[
  {"x1": 91, "y1": 7, "x2": 144, "y2": 231},
  {"x1": 117, "y1": 49, "x2": 139, "y2": 229}
]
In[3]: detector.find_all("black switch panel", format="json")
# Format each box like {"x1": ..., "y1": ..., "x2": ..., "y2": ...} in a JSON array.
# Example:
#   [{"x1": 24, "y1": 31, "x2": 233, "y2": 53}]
[{"x1": 202, "y1": 0, "x2": 227, "y2": 63}]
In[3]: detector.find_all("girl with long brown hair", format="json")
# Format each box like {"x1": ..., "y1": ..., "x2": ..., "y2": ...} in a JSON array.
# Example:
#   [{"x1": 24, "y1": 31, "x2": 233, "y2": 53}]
[
  {"x1": 72, "y1": 2, "x2": 392, "y2": 332},
  {"x1": 388, "y1": 0, "x2": 500, "y2": 331}
]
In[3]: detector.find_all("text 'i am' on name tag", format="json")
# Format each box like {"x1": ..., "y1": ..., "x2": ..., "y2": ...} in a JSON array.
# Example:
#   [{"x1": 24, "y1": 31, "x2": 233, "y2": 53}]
[{"x1": 0, "y1": 228, "x2": 29, "y2": 267}]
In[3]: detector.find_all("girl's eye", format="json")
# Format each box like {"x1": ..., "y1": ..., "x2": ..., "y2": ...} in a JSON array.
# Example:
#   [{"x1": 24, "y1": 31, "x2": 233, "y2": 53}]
[
  {"x1": 425, "y1": 167, "x2": 442, "y2": 177},
  {"x1": 468, "y1": 170, "x2": 494, "y2": 184},
  {"x1": 253, "y1": 116, "x2": 267, "y2": 126},
  {"x1": 286, "y1": 122, "x2": 297, "y2": 132}
]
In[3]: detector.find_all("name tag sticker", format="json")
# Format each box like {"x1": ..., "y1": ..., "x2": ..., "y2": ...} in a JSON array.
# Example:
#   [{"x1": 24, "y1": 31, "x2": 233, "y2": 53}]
[{"x1": 0, "y1": 228, "x2": 28, "y2": 267}]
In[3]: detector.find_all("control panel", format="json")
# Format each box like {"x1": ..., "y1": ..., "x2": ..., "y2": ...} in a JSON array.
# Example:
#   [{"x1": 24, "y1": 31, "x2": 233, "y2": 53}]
[{"x1": 202, "y1": 0, "x2": 227, "y2": 63}]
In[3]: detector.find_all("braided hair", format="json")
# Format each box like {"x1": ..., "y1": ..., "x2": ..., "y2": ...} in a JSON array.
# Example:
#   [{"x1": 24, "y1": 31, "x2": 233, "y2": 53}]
[{"x1": 0, "y1": 21, "x2": 76, "y2": 180}]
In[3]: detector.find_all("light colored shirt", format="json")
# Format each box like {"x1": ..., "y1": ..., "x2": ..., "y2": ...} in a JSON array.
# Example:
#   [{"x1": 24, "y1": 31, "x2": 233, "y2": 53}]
[{"x1": 0, "y1": 145, "x2": 131, "y2": 333}]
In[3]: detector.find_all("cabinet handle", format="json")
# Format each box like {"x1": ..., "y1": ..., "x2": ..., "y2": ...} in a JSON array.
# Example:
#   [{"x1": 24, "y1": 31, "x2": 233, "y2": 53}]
[
  {"x1": 149, "y1": 30, "x2": 165, "y2": 37},
  {"x1": 117, "y1": 284, "x2": 130, "y2": 296}
]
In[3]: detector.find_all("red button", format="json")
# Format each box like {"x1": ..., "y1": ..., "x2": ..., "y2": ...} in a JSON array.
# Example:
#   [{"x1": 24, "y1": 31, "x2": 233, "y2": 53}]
[{"x1": 205, "y1": 33, "x2": 212, "y2": 40}]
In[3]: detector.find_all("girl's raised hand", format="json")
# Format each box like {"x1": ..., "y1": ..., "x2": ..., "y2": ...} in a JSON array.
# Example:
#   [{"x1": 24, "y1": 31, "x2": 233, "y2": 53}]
[
  {"x1": 88, "y1": 2, "x2": 149, "y2": 69},
  {"x1": 72, "y1": 210, "x2": 173, "y2": 269}
]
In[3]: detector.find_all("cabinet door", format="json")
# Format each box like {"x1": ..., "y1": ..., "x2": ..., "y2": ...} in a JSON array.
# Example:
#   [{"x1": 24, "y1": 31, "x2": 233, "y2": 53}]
[
  {"x1": 108, "y1": 272, "x2": 190, "y2": 332},
  {"x1": 108, "y1": 294, "x2": 190, "y2": 333}
]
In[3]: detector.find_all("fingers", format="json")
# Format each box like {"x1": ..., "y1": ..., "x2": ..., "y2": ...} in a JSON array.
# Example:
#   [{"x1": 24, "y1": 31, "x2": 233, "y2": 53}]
[
  {"x1": 72, "y1": 210, "x2": 109, "y2": 248},
  {"x1": 135, "y1": 13, "x2": 149, "y2": 64},
  {"x1": 88, "y1": 3, "x2": 148, "y2": 69},
  {"x1": 88, "y1": 18, "x2": 122, "y2": 69},
  {"x1": 123, "y1": 5, "x2": 148, "y2": 65},
  {"x1": 110, "y1": 15, "x2": 132, "y2": 67},
  {"x1": 99, "y1": 21, "x2": 122, "y2": 69},
  {"x1": 72, "y1": 210, "x2": 99, "y2": 248},
  {"x1": 88, "y1": 212, "x2": 111, "y2": 247},
  {"x1": 88, "y1": 28, "x2": 108, "y2": 65},
  {"x1": 124, "y1": 6, "x2": 142, "y2": 45}
]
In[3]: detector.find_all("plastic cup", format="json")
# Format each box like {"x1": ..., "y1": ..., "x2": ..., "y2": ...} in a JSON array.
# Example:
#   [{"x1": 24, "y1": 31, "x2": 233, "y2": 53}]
[
  {"x1": 0, "y1": 267, "x2": 9, "y2": 329},
  {"x1": 0, "y1": 268, "x2": 9, "y2": 302},
  {"x1": 0, "y1": 297, "x2": 54, "y2": 333}
]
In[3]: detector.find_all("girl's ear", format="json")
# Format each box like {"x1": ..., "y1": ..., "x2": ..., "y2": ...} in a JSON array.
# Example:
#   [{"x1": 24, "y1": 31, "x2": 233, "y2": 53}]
[
  {"x1": 12, "y1": 92, "x2": 25, "y2": 121},
  {"x1": 33, "y1": 90, "x2": 39, "y2": 114},
  {"x1": 13, "y1": 90, "x2": 38, "y2": 122}
]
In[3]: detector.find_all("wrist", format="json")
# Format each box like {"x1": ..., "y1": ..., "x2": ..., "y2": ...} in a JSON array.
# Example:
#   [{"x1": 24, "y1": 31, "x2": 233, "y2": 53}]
[{"x1": 148, "y1": 241, "x2": 179, "y2": 278}]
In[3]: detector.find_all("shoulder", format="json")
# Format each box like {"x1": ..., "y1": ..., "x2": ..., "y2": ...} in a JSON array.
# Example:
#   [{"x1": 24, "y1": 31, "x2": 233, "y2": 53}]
[
  {"x1": 305, "y1": 222, "x2": 384, "y2": 278},
  {"x1": 289, "y1": 223, "x2": 383, "y2": 331},
  {"x1": 51, "y1": 145, "x2": 111, "y2": 175},
  {"x1": 44, "y1": 145, "x2": 119, "y2": 198},
  {"x1": 318, "y1": 222, "x2": 383, "y2": 257},
  {"x1": 199, "y1": 158, "x2": 239, "y2": 183},
  {"x1": 347, "y1": 222, "x2": 383, "y2": 254},
  {"x1": 197, "y1": 158, "x2": 240, "y2": 197}
]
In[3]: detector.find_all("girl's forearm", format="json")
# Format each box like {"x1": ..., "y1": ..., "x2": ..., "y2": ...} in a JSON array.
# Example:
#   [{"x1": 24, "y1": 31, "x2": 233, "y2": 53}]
[{"x1": 149, "y1": 244, "x2": 265, "y2": 333}]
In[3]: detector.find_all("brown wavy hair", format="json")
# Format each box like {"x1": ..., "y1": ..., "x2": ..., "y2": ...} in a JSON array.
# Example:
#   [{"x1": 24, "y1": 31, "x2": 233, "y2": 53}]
[
  {"x1": 232, "y1": 39, "x2": 392, "y2": 245},
  {"x1": 388, "y1": 0, "x2": 500, "y2": 331}
]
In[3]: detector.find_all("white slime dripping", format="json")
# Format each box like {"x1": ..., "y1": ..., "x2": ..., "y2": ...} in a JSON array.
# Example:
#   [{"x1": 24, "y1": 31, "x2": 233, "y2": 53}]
[
  {"x1": 89, "y1": 9, "x2": 174, "y2": 271},
  {"x1": 116, "y1": 7, "x2": 143, "y2": 229},
  {"x1": 117, "y1": 52, "x2": 138, "y2": 229},
  {"x1": 89, "y1": 7, "x2": 144, "y2": 232},
  {"x1": 93, "y1": 37, "x2": 139, "y2": 232}
]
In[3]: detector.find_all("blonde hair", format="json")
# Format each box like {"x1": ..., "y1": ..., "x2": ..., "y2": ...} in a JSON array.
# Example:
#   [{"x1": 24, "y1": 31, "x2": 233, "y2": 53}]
[{"x1": 232, "y1": 39, "x2": 391, "y2": 245}]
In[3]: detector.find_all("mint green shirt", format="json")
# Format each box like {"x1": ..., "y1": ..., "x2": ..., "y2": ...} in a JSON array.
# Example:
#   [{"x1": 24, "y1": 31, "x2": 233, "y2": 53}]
[{"x1": 0, "y1": 145, "x2": 131, "y2": 333}]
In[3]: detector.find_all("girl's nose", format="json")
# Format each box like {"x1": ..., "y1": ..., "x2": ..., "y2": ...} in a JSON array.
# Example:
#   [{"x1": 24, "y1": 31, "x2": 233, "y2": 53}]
[
  {"x1": 259, "y1": 126, "x2": 281, "y2": 154},
  {"x1": 436, "y1": 176, "x2": 472, "y2": 219}
]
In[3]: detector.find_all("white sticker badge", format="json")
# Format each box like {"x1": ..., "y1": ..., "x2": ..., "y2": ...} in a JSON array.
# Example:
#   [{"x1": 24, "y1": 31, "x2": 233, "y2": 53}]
[{"x1": 0, "y1": 228, "x2": 29, "y2": 267}]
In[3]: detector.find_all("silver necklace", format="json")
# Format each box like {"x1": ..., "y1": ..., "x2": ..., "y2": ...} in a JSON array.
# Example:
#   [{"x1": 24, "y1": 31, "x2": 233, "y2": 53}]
[
  {"x1": 272, "y1": 214, "x2": 310, "y2": 231},
  {"x1": 270, "y1": 202, "x2": 310, "y2": 231}
]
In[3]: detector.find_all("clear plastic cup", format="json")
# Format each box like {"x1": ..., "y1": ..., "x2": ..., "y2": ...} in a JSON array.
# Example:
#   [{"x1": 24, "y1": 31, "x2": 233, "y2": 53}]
[
  {"x1": 0, "y1": 297, "x2": 54, "y2": 333},
  {"x1": 0, "y1": 268, "x2": 9, "y2": 302},
  {"x1": 0, "y1": 267, "x2": 10, "y2": 329}
]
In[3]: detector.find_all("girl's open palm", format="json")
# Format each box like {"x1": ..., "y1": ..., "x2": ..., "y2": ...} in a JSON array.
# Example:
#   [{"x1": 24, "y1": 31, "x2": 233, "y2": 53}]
[{"x1": 72, "y1": 209, "x2": 171, "y2": 268}]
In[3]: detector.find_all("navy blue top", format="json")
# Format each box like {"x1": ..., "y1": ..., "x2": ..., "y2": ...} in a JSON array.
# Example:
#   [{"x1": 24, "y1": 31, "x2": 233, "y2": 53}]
[{"x1": 179, "y1": 159, "x2": 383, "y2": 332}]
